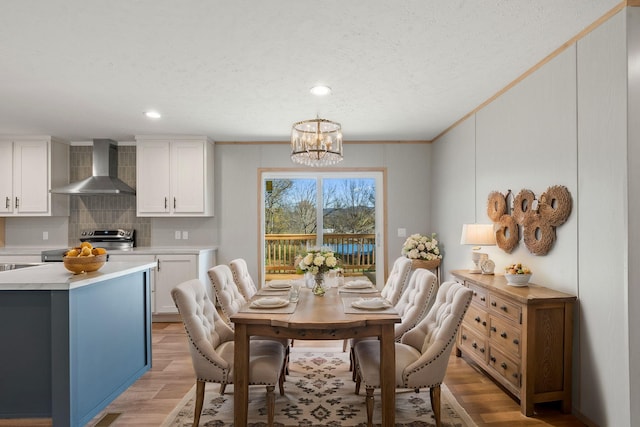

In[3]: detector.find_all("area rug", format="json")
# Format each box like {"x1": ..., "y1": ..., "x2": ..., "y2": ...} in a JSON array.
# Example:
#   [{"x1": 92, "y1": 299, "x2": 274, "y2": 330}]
[{"x1": 162, "y1": 347, "x2": 476, "y2": 427}]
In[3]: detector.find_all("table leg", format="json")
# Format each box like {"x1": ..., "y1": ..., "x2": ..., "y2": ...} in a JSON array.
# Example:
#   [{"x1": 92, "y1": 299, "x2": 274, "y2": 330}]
[
  {"x1": 234, "y1": 323, "x2": 250, "y2": 426},
  {"x1": 379, "y1": 324, "x2": 395, "y2": 427}
]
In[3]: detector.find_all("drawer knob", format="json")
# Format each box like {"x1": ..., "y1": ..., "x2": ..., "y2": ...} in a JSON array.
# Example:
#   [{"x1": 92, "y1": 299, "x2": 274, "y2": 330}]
[
  {"x1": 462, "y1": 334, "x2": 467, "y2": 340},
  {"x1": 501, "y1": 305, "x2": 508, "y2": 311},
  {"x1": 480, "y1": 296, "x2": 486, "y2": 301},
  {"x1": 475, "y1": 316, "x2": 481, "y2": 323},
  {"x1": 479, "y1": 347, "x2": 485, "y2": 353},
  {"x1": 501, "y1": 362, "x2": 508, "y2": 369},
  {"x1": 472, "y1": 342, "x2": 478, "y2": 349},
  {"x1": 482, "y1": 321, "x2": 487, "y2": 326},
  {"x1": 513, "y1": 338, "x2": 519, "y2": 345},
  {"x1": 491, "y1": 301, "x2": 497, "y2": 307},
  {"x1": 490, "y1": 326, "x2": 497, "y2": 332},
  {"x1": 500, "y1": 332, "x2": 507, "y2": 338},
  {"x1": 512, "y1": 373, "x2": 519, "y2": 378},
  {"x1": 490, "y1": 356, "x2": 496, "y2": 363}
]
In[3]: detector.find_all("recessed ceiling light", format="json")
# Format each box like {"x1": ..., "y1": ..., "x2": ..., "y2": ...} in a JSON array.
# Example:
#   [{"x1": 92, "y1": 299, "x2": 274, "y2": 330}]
[
  {"x1": 310, "y1": 85, "x2": 331, "y2": 96},
  {"x1": 144, "y1": 111, "x2": 161, "y2": 119}
]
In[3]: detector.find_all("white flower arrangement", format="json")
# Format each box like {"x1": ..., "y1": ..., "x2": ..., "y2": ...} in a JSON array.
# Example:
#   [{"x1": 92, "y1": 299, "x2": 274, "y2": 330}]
[
  {"x1": 401, "y1": 233, "x2": 442, "y2": 261},
  {"x1": 297, "y1": 247, "x2": 339, "y2": 275}
]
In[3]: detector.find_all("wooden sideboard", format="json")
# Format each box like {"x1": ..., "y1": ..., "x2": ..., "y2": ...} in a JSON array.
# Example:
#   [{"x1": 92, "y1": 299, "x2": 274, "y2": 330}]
[{"x1": 451, "y1": 270, "x2": 576, "y2": 416}]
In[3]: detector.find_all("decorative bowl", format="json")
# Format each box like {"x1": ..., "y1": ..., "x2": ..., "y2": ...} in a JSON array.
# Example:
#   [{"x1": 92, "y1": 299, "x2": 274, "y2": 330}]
[
  {"x1": 504, "y1": 273, "x2": 531, "y2": 287},
  {"x1": 63, "y1": 254, "x2": 107, "y2": 274}
]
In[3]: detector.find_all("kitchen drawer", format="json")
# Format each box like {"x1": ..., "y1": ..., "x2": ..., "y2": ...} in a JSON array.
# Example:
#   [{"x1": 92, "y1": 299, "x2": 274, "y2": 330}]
[
  {"x1": 465, "y1": 304, "x2": 489, "y2": 336},
  {"x1": 468, "y1": 283, "x2": 488, "y2": 307},
  {"x1": 459, "y1": 325, "x2": 488, "y2": 362},
  {"x1": 489, "y1": 294, "x2": 522, "y2": 324},
  {"x1": 489, "y1": 315, "x2": 521, "y2": 359},
  {"x1": 488, "y1": 346, "x2": 520, "y2": 390}
]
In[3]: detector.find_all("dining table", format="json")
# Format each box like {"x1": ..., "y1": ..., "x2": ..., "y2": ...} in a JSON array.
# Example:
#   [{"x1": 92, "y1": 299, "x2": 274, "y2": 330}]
[{"x1": 230, "y1": 279, "x2": 401, "y2": 426}]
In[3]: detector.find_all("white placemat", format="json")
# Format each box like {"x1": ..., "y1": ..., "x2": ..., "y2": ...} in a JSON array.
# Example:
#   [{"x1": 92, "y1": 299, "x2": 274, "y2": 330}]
[{"x1": 341, "y1": 296, "x2": 397, "y2": 315}]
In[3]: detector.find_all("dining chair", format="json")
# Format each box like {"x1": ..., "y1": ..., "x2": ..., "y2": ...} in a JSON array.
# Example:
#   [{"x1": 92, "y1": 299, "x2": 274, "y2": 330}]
[
  {"x1": 380, "y1": 256, "x2": 413, "y2": 306},
  {"x1": 353, "y1": 280, "x2": 473, "y2": 427},
  {"x1": 171, "y1": 278, "x2": 285, "y2": 427},
  {"x1": 229, "y1": 258, "x2": 258, "y2": 300},
  {"x1": 349, "y1": 268, "x2": 439, "y2": 378},
  {"x1": 208, "y1": 264, "x2": 291, "y2": 372}
]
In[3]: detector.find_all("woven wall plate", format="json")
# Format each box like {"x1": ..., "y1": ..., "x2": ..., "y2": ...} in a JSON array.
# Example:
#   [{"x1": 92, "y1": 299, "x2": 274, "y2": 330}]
[
  {"x1": 496, "y1": 214, "x2": 519, "y2": 253},
  {"x1": 523, "y1": 214, "x2": 556, "y2": 255},
  {"x1": 512, "y1": 189, "x2": 536, "y2": 224},
  {"x1": 538, "y1": 185, "x2": 572, "y2": 226},
  {"x1": 487, "y1": 191, "x2": 507, "y2": 222}
]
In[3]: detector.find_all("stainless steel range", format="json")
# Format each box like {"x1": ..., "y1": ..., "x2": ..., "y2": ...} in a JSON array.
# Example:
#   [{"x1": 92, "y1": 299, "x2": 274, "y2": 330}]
[
  {"x1": 41, "y1": 229, "x2": 136, "y2": 262},
  {"x1": 80, "y1": 228, "x2": 136, "y2": 250}
]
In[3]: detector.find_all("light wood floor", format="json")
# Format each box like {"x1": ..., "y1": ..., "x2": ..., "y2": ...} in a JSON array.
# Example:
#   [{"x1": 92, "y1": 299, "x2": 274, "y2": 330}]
[{"x1": 1, "y1": 322, "x2": 587, "y2": 427}]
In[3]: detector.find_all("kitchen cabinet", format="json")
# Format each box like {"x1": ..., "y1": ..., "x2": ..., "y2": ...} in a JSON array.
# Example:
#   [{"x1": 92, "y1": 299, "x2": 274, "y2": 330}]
[
  {"x1": 135, "y1": 135, "x2": 214, "y2": 217},
  {"x1": 452, "y1": 270, "x2": 576, "y2": 416},
  {"x1": 0, "y1": 136, "x2": 69, "y2": 216},
  {"x1": 109, "y1": 249, "x2": 216, "y2": 320}
]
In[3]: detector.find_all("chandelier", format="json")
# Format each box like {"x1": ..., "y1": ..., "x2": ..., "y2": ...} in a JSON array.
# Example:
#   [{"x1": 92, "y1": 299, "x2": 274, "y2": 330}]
[{"x1": 290, "y1": 117, "x2": 343, "y2": 167}]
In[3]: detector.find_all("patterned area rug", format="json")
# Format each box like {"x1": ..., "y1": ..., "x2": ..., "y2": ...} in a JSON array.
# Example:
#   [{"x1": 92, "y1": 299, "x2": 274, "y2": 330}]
[{"x1": 162, "y1": 347, "x2": 476, "y2": 427}]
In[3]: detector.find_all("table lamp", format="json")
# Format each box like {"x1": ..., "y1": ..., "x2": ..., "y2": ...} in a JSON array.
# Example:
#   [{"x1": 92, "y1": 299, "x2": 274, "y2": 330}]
[{"x1": 460, "y1": 224, "x2": 496, "y2": 273}]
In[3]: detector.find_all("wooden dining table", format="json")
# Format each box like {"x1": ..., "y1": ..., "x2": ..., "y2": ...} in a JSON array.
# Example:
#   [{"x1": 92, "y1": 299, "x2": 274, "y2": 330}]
[{"x1": 230, "y1": 282, "x2": 401, "y2": 426}]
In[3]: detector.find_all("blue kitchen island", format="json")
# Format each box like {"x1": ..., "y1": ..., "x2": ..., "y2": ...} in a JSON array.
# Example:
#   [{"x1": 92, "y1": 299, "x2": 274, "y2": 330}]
[{"x1": 0, "y1": 261, "x2": 156, "y2": 427}]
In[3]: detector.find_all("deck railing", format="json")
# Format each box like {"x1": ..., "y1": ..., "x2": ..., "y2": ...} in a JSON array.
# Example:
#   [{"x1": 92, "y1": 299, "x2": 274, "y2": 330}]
[{"x1": 265, "y1": 233, "x2": 376, "y2": 275}]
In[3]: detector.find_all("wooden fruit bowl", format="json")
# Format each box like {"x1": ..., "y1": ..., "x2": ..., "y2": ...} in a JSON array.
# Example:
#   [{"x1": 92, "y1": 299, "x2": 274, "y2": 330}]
[{"x1": 63, "y1": 254, "x2": 107, "y2": 274}]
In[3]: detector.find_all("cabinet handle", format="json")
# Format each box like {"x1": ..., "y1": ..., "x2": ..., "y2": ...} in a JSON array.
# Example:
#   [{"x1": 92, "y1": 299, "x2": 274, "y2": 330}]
[
  {"x1": 157, "y1": 259, "x2": 161, "y2": 272},
  {"x1": 5, "y1": 197, "x2": 9, "y2": 209},
  {"x1": 500, "y1": 332, "x2": 507, "y2": 338},
  {"x1": 501, "y1": 362, "x2": 507, "y2": 369},
  {"x1": 479, "y1": 347, "x2": 485, "y2": 353},
  {"x1": 490, "y1": 326, "x2": 497, "y2": 332},
  {"x1": 501, "y1": 305, "x2": 508, "y2": 311},
  {"x1": 164, "y1": 197, "x2": 168, "y2": 209},
  {"x1": 512, "y1": 373, "x2": 519, "y2": 378},
  {"x1": 491, "y1": 301, "x2": 497, "y2": 307},
  {"x1": 471, "y1": 342, "x2": 477, "y2": 349},
  {"x1": 490, "y1": 356, "x2": 496, "y2": 363},
  {"x1": 15, "y1": 197, "x2": 19, "y2": 209},
  {"x1": 174, "y1": 197, "x2": 176, "y2": 209},
  {"x1": 474, "y1": 316, "x2": 481, "y2": 323},
  {"x1": 480, "y1": 296, "x2": 486, "y2": 301}
]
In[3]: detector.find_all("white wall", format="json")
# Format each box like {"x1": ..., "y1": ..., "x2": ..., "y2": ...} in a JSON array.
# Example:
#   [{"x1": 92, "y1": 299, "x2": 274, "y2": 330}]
[
  {"x1": 431, "y1": 8, "x2": 633, "y2": 426},
  {"x1": 215, "y1": 142, "x2": 432, "y2": 282}
]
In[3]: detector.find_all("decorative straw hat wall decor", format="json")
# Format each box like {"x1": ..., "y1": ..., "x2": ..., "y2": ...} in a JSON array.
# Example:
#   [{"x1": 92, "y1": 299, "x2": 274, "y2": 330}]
[{"x1": 486, "y1": 185, "x2": 572, "y2": 256}]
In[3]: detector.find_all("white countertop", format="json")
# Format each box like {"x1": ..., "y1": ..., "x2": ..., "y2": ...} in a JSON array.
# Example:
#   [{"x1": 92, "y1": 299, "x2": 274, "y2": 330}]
[
  {"x1": 0, "y1": 246, "x2": 217, "y2": 256},
  {"x1": 0, "y1": 261, "x2": 157, "y2": 291}
]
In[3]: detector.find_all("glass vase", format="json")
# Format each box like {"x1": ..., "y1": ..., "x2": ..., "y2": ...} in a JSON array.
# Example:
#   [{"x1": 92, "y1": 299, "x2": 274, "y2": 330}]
[{"x1": 312, "y1": 272, "x2": 326, "y2": 296}]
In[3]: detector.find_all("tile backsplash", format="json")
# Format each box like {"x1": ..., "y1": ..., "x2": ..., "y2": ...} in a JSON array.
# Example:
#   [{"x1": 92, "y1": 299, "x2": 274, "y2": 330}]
[{"x1": 68, "y1": 146, "x2": 151, "y2": 246}]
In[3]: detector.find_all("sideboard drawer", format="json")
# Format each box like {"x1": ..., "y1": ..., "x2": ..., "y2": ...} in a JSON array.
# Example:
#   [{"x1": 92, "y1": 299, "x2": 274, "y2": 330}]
[
  {"x1": 489, "y1": 294, "x2": 522, "y2": 324},
  {"x1": 489, "y1": 315, "x2": 522, "y2": 359},
  {"x1": 488, "y1": 346, "x2": 520, "y2": 390},
  {"x1": 459, "y1": 325, "x2": 488, "y2": 362},
  {"x1": 468, "y1": 283, "x2": 488, "y2": 307},
  {"x1": 465, "y1": 304, "x2": 489, "y2": 336}
]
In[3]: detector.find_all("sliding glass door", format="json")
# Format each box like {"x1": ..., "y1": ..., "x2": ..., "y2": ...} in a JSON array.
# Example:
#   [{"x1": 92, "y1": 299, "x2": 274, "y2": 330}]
[{"x1": 261, "y1": 171, "x2": 384, "y2": 286}]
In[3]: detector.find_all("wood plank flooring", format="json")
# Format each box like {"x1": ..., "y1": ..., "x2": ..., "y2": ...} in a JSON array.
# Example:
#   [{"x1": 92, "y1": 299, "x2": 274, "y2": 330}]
[{"x1": 0, "y1": 322, "x2": 587, "y2": 426}]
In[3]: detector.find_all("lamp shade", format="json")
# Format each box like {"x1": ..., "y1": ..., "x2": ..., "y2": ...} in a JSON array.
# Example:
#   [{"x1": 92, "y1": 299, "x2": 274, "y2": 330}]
[{"x1": 460, "y1": 224, "x2": 496, "y2": 246}]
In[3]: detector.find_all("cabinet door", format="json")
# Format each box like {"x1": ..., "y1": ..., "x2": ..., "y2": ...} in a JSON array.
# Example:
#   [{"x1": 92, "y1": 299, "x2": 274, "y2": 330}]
[
  {"x1": 136, "y1": 141, "x2": 171, "y2": 215},
  {"x1": 171, "y1": 141, "x2": 205, "y2": 214},
  {"x1": 155, "y1": 255, "x2": 196, "y2": 314},
  {"x1": 13, "y1": 140, "x2": 49, "y2": 214},
  {"x1": 0, "y1": 143, "x2": 13, "y2": 213}
]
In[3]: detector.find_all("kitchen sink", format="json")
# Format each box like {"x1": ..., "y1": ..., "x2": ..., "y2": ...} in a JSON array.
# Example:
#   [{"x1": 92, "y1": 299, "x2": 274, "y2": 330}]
[{"x1": 0, "y1": 263, "x2": 44, "y2": 272}]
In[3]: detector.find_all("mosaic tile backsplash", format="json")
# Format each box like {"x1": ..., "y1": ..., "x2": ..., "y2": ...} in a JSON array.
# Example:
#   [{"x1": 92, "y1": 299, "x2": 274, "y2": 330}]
[{"x1": 68, "y1": 146, "x2": 151, "y2": 246}]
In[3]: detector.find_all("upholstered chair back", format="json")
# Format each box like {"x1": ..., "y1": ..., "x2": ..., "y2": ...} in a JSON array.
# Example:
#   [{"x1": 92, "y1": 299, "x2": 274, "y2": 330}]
[
  {"x1": 393, "y1": 268, "x2": 439, "y2": 341},
  {"x1": 229, "y1": 258, "x2": 258, "y2": 300},
  {"x1": 399, "y1": 281, "x2": 473, "y2": 388},
  {"x1": 380, "y1": 256, "x2": 412, "y2": 305},
  {"x1": 171, "y1": 279, "x2": 235, "y2": 382},
  {"x1": 208, "y1": 264, "x2": 247, "y2": 327}
]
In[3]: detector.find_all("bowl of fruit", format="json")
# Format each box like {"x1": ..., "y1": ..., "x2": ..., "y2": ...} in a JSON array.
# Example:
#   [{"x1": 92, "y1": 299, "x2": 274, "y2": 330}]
[
  {"x1": 63, "y1": 243, "x2": 108, "y2": 274},
  {"x1": 504, "y1": 263, "x2": 532, "y2": 287}
]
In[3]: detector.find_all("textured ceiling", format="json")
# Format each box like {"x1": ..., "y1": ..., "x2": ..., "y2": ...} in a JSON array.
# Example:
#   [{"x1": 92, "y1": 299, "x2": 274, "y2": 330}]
[{"x1": 0, "y1": 0, "x2": 620, "y2": 142}]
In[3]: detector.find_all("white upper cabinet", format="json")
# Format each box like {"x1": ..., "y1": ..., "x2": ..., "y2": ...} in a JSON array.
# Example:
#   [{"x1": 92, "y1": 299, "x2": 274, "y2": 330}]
[
  {"x1": 0, "y1": 136, "x2": 69, "y2": 216},
  {"x1": 135, "y1": 135, "x2": 214, "y2": 217}
]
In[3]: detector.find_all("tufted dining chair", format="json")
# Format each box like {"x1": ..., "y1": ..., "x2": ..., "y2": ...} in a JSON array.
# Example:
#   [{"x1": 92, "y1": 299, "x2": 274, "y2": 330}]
[
  {"x1": 380, "y1": 256, "x2": 413, "y2": 306},
  {"x1": 208, "y1": 264, "x2": 291, "y2": 372},
  {"x1": 353, "y1": 281, "x2": 473, "y2": 427},
  {"x1": 171, "y1": 279, "x2": 285, "y2": 427},
  {"x1": 229, "y1": 258, "x2": 258, "y2": 300},
  {"x1": 349, "y1": 268, "x2": 439, "y2": 378}
]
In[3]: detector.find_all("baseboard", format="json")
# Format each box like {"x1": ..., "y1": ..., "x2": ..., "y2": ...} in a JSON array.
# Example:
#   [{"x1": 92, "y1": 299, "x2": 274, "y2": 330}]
[
  {"x1": 571, "y1": 408, "x2": 599, "y2": 427},
  {"x1": 152, "y1": 313, "x2": 181, "y2": 322}
]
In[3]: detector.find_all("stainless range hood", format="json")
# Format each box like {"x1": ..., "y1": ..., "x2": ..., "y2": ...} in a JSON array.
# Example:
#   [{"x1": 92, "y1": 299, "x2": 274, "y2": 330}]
[{"x1": 50, "y1": 139, "x2": 135, "y2": 195}]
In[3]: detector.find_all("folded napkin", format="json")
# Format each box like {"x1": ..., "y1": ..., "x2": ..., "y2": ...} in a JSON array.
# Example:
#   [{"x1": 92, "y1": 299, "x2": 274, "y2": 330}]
[
  {"x1": 351, "y1": 297, "x2": 391, "y2": 309},
  {"x1": 250, "y1": 297, "x2": 289, "y2": 308}
]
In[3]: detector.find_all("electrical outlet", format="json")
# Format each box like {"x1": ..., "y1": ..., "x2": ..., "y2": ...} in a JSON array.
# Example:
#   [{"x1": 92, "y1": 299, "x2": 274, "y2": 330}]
[
  {"x1": 182, "y1": 231, "x2": 189, "y2": 240},
  {"x1": 174, "y1": 230, "x2": 181, "y2": 240},
  {"x1": 43, "y1": 231, "x2": 49, "y2": 240},
  {"x1": 397, "y1": 228, "x2": 406, "y2": 238}
]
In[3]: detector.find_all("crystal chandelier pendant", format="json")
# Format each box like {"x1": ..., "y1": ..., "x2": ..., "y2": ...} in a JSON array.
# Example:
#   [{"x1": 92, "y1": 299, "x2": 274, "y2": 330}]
[{"x1": 291, "y1": 117, "x2": 343, "y2": 167}]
